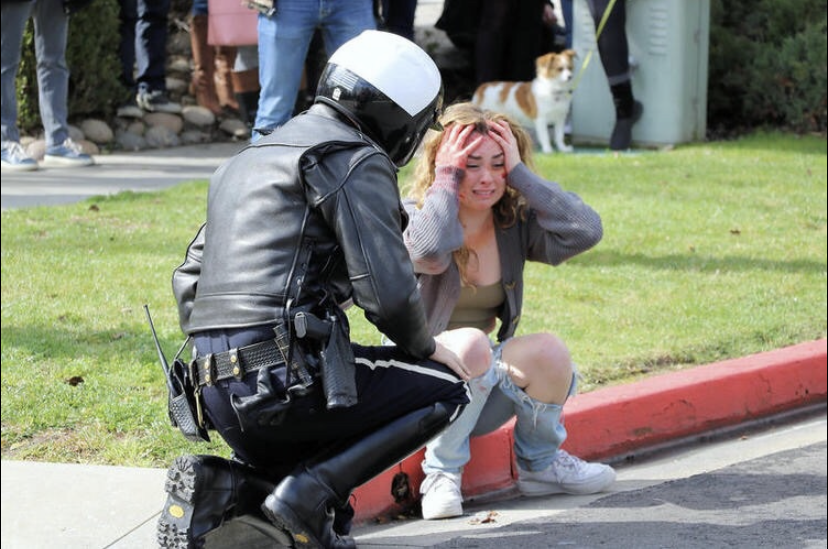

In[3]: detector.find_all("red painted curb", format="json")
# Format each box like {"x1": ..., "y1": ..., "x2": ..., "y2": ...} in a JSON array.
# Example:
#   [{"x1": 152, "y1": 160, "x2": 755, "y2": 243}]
[{"x1": 351, "y1": 339, "x2": 827, "y2": 524}]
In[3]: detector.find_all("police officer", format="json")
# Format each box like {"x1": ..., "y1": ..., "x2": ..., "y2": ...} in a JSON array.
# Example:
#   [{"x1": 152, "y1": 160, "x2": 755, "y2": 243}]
[{"x1": 157, "y1": 30, "x2": 472, "y2": 549}]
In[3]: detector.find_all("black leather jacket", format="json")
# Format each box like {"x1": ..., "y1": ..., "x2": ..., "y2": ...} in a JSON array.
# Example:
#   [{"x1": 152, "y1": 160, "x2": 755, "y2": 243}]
[{"x1": 172, "y1": 104, "x2": 436, "y2": 359}]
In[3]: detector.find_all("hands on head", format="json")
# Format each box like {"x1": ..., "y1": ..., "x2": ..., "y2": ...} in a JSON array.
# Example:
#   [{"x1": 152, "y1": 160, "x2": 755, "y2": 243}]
[{"x1": 435, "y1": 119, "x2": 522, "y2": 175}]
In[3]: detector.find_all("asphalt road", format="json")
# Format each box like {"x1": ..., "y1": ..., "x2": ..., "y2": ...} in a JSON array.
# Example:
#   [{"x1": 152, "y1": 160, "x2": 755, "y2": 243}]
[{"x1": 351, "y1": 407, "x2": 827, "y2": 549}]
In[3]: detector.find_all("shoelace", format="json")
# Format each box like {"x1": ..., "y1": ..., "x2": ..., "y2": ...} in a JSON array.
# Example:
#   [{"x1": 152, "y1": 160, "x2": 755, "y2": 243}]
[
  {"x1": 61, "y1": 138, "x2": 83, "y2": 154},
  {"x1": 553, "y1": 449, "x2": 585, "y2": 473}
]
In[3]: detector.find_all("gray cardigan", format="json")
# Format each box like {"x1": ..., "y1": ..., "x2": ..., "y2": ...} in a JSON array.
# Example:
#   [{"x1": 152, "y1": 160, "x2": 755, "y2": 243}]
[{"x1": 402, "y1": 162, "x2": 603, "y2": 342}]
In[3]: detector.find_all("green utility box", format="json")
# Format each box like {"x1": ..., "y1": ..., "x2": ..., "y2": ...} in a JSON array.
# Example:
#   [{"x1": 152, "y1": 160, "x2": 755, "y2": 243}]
[{"x1": 570, "y1": 0, "x2": 711, "y2": 148}]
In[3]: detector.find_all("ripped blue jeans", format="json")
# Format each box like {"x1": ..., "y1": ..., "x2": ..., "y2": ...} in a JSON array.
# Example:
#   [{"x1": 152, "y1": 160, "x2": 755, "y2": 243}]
[{"x1": 422, "y1": 341, "x2": 577, "y2": 475}]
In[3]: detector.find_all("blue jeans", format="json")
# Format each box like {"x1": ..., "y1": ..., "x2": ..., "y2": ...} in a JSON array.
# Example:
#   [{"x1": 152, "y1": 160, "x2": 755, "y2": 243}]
[
  {"x1": 422, "y1": 342, "x2": 577, "y2": 475},
  {"x1": 118, "y1": 0, "x2": 171, "y2": 93},
  {"x1": 253, "y1": 0, "x2": 376, "y2": 138},
  {"x1": 1, "y1": 0, "x2": 70, "y2": 148}
]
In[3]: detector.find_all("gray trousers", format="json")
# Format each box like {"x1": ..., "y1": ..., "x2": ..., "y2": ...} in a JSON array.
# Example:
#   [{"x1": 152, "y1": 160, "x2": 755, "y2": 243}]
[{"x1": 1, "y1": 0, "x2": 70, "y2": 147}]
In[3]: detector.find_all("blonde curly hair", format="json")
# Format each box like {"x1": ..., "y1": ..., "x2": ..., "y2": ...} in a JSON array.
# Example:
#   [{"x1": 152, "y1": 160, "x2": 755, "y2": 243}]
[{"x1": 407, "y1": 102, "x2": 537, "y2": 284}]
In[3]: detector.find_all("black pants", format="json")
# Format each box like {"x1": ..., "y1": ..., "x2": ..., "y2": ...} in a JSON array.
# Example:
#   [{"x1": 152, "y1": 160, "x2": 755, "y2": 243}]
[
  {"x1": 586, "y1": 0, "x2": 630, "y2": 83},
  {"x1": 195, "y1": 327, "x2": 469, "y2": 476}
]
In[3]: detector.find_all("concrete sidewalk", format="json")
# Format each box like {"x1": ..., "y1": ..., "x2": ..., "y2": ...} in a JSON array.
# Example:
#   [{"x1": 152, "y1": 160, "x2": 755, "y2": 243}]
[
  {"x1": 0, "y1": 142, "x2": 245, "y2": 210},
  {"x1": 2, "y1": 339, "x2": 825, "y2": 548}
]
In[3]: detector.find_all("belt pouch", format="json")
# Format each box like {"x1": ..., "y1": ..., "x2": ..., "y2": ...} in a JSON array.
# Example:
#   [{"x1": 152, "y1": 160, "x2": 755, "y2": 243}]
[{"x1": 170, "y1": 358, "x2": 211, "y2": 442}]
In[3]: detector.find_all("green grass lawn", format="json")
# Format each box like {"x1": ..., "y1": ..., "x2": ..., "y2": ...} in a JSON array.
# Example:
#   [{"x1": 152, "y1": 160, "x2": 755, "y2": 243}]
[{"x1": 1, "y1": 131, "x2": 825, "y2": 467}]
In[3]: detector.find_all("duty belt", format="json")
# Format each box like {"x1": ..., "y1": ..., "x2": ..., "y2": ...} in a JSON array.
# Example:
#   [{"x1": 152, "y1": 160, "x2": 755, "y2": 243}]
[{"x1": 193, "y1": 339, "x2": 285, "y2": 387}]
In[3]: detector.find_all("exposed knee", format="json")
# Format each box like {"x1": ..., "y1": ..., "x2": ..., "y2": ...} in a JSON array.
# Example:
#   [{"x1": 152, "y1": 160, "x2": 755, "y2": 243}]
[
  {"x1": 509, "y1": 333, "x2": 573, "y2": 404},
  {"x1": 536, "y1": 333, "x2": 573, "y2": 381},
  {"x1": 462, "y1": 329, "x2": 494, "y2": 379},
  {"x1": 438, "y1": 327, "x2": 493, "y2": 379}
]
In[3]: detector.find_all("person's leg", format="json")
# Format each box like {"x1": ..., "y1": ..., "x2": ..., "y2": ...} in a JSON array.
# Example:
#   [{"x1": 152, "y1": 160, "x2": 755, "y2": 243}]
[
  {"x1": 418, "y1": 328, "x2": 494, "y2": 519},
  {"x1": 232, "y1": 46, "x2": 260, "y2": 127},
  {"x1": 258, "y1": 342, "x2": 469, "y2": 547},
  {"x1": 505, "y1": 0, "x2": 546, "y2": 82},
  {"x1": 189, "y1": 8, "x2": 221, "y2": 115},
  {"x1": 31, "y1": 0, "x2": 92, "y2": 167},
  {"x1": 586, "y1": 0, "x2": 641, "y2": 150},
  {"x1": 1, "y1": 1, "x2": 33, "y2": 145},
  {"x1": 134, "y1": 0, "x2": 169, "y2": 92},
  {"x1": 0, "y1": 1, "x2": 39, "y2": 171},
  {"x1": 498, "y1": 333, "x2": 616, "y2": 496},
  {"x1": 560, "y1": 0, "x2": 573, "y2": 48},
  {"x1": 253, "y1": 0, "x2": 318, "y2": 138},
  {"x1": 32, "y1": 0, "x2": 70, "y2": 148},
  {"x1": 381, "y1": 0, "x2": 417, "y2": 41},
  {"x1": 475, "y1": 0, "x2": 510, "y2": 85},
  {"x1": 319, "y1": 0, "x2": 376, "y2": 64},
  {"x1": 263, "y1": 401, "x2": 457, "y2": 548},
  {"x1": 214, "y1": 46, "x2": 238, "y2": 112},
  {"x1": 117, "y1": 0, "x2": 138, "y2": 89},
  {"x1": 134, "y1": 0, "x2": 180, "y2": 112}
]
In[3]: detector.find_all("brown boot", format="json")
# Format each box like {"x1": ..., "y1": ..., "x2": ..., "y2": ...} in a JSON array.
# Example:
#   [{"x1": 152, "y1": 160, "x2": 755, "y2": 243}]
[
  {"x1": 189, "y1": 14, "x2": 222, "y2": 116},
  {"x1": 215, "y1": 47, "x2": 240, "y2": 114}
]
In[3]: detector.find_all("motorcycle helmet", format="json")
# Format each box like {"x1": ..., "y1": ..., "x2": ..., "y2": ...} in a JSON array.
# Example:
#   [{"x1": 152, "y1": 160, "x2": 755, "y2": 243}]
[{"x1": 315, "y1": 30, "x2": 444, "y2": 167}]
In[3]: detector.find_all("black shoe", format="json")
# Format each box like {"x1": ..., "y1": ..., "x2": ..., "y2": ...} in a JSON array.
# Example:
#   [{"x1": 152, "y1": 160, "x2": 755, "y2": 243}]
[
  {"x1": 157, "y1": 455, "x2": 284, "y2": 549},
  {"x1": 262, "y1": 470, "x2": 356, "y2": 549},
  {"x1": 610, "y1": 100, "x2": 643, "y2": 151},
  {"x1": 137, "y1": 89, "x2": 182, "y2": 114}
]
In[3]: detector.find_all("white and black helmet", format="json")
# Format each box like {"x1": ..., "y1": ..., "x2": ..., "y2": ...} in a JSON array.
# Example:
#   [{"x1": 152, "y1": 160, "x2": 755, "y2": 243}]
[{"x1": 315, "y1": 30, "x2": 444, "y2": 167}]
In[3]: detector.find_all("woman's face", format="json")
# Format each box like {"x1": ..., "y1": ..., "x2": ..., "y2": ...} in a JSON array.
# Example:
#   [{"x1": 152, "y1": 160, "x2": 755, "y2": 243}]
[{"x1": 457, "y1": 132, "x2": 507, "y2": 212}]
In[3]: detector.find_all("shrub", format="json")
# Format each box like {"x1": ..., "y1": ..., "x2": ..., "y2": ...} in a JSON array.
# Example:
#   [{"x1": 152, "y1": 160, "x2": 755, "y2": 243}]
[{"x1": 708, "y1": 0, "x2": 827, "y2": 134}]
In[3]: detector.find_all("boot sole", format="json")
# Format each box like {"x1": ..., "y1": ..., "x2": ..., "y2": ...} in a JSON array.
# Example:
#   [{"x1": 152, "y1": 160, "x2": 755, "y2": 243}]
[{"x1": 157, "y1": 455, "x2": 201, "y2": 548}]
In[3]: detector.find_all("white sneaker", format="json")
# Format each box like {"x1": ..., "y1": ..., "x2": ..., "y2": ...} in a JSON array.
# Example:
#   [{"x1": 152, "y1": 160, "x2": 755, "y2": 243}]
[
  {"x1": 420, "y1": 471, "x2": 463, "y2": 520},
  {"x1": 517, "y1": 449, "x2": 616, "y2": 496},
  {"x1": 42, "y1": 138, "x2": 94, "y2": 168},
  {"x1": 1, "y1": 141, "x2": 38, "y2": 172}
]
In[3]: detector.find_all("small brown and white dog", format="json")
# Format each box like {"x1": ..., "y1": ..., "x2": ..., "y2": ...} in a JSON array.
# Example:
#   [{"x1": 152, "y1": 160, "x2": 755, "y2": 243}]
[{"x1": 472, "y1": 49, "x2": 577, "y2": 154}]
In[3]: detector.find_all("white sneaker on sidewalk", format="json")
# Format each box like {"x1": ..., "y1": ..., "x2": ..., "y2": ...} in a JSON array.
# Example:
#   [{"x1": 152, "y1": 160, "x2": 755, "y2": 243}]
[
  {"x1": 517, "y1": 449, "x2": 616, "y2": 496},
  {"x1": 1, "y1": 141, "x2": 38, "y2": 172},
  {"x1": 420, "y1": 471, "x2": 463, "y2": 520},
  {"x1": 42, "y1": 138, "x2": 94, "y2": 168}
]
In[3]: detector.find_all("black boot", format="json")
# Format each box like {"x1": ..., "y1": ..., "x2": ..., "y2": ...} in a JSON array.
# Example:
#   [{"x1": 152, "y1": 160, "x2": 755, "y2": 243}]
[
  {"x1": 156, "y1": 454, "x2": 287, "y2": 548},
  {"x1": 236, "y1": 90, "x2": 260, "y2": 128},
  {"x1": 262, "y1": 402, "x2": 455, "y2": 548},
  {"x1": 231, "y1": 68, "x2": 260, "y2": 128},
  {"x1": 609, "y1": 81, "x2": 643, "y2": 151}
]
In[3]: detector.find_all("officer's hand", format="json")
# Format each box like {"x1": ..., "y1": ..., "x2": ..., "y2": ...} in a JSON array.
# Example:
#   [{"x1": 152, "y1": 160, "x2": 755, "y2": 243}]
[{"x1": 430, "y1": 340, "x2": 471, "y2": 381}]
